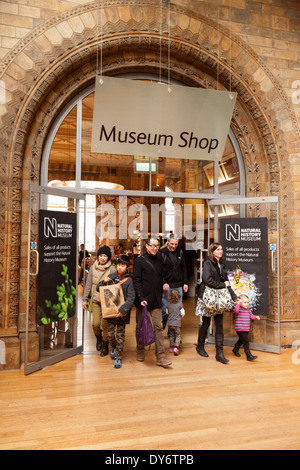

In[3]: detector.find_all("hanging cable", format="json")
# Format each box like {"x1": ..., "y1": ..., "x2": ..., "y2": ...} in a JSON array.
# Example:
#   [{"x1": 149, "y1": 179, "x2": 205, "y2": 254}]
[
  {"x1": 100, "y1": 0, "x2": 103, "y2": 80},
  {"x1": 216, "y1": 0, "x2": 220, "y2": 91},
  {"x1": 96, "y1": 0, "x2": 103, "y2": 83},
  {"x1": 159, "y1": 0, "x2": 162, "y2": 83},
  {"x1": 229, "y1": 0, "x2": 233, "y2": 97},
  {"x1": 96, "y1": 0, "x2": 99, "y2": 75},
  {"x1": 168, "y1": 0, "x2": 171, "y2": 92}
]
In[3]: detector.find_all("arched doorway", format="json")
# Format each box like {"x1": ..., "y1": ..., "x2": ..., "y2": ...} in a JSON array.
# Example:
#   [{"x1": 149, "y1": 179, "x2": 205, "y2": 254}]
[{"x1": 36, "y1": 73, "x2": 246, "y2": 359}]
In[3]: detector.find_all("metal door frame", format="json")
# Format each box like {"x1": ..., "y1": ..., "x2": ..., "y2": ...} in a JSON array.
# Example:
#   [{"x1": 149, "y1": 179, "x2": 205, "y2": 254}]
[
  {"x1": 25, "y1": 184, "x2": 86, "y2": 375},
  {"x1": 207, "y1": 195, "x2": 281, "y2": 354}
]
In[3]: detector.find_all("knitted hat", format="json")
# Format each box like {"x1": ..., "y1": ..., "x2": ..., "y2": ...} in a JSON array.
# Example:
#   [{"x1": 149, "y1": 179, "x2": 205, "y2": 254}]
[
  {"x1": 117, "y1": 254, "x2": 130, "y2": 267},
  {"x1": 97, "y1": 246, "x2": 111, "y2": 260}
]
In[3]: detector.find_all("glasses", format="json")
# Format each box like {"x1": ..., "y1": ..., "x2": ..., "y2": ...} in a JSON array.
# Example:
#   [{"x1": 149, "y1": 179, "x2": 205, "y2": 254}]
[{"x1": 148, "y1": 244, "x2": 160, "y2": 249}]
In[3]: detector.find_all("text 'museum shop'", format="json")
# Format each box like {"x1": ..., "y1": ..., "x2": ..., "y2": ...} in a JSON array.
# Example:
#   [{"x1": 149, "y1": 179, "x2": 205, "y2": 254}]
[{"x1": 0, "y1": 0, "x2": 299, "y2": 370}]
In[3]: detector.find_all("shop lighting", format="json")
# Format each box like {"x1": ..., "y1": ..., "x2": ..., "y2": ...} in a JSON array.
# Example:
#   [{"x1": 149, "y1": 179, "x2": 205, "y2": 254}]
[{"x1": 48, "y1": 180, "x2": 124, "y2": 190}]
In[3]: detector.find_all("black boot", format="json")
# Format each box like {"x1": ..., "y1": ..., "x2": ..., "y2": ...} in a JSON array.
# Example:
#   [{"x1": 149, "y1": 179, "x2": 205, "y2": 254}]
[
  {"x1": 246, "y1": 350, "x2": 258, "y2": 361},
  {"x1": 216, "y1": 349, "x2": 229, "y2": 364},
  {"x1": 96, "y1": 332, "x2": 102, "y2": 351},
  {"x1": 100, "y1": 340, "x2": 109, "y2": 357},
  {"x1": 196, "y1": 326, "x2": 209, "y2": 357},
  {"x1": 215, "y1": 333, "x2": 229, "y2": 364},
  {"x1": 196, "y1": 344, "x2": 209, "y2": 357},
  {"x1": 232, "y1": 344, "x2": 241, "y2": 357}
]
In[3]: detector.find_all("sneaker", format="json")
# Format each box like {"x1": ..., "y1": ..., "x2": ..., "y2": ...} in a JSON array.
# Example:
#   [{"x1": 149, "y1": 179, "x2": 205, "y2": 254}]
[
  {"x1": 114, "y1": 358, "x2": 122, "y2": 368},
  {"x1": 110, "y1": 347, "x2": 116, "y2": 359},
  {"x1": 157, "y1": 357, "x2": 172, "y2": 368},
  {"x1": 169, "y1": 346, "x2": 174, "y2": 353},
  {"x1": 173, "y1": 347, "x2": 179, "y2": 356}
]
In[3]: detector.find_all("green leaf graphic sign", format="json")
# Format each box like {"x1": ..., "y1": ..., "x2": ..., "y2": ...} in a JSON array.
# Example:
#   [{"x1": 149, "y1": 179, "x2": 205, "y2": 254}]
[{"x1": 37, "y1": 210, "x2": 77, "y2": 326}]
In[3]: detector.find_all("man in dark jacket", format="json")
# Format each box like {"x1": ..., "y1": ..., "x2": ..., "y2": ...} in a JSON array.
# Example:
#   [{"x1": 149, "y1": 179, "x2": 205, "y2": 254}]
[
  {"x1": 160, "y1": 236, "x2": 189, "y2": 329},
  {"x1": 133, "y1": 238, "x2": 172, "y2": 368}
]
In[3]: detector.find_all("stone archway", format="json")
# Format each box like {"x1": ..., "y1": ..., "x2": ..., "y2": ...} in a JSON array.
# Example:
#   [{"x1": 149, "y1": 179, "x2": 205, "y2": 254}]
[{"x1": 0, "y1": 0, "x2": 298, "y2": 368}]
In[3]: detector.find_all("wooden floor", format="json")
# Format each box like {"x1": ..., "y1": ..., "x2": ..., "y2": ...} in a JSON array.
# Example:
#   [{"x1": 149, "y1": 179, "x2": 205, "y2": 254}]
[{"x1": 1, "y1": 299, "x2": 300, "y2": 450}]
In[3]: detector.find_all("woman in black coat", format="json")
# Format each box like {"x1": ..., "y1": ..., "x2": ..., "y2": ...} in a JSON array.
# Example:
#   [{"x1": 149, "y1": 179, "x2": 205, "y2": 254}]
[{"x1": 196, "y1": 242, "x2": 237, "y2": 364}]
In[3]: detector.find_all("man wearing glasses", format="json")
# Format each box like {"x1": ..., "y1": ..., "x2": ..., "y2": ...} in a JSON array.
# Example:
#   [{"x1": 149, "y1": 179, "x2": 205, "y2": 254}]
[{"x1": 133, "y1": 238, "x2": 172, "y2": 367}]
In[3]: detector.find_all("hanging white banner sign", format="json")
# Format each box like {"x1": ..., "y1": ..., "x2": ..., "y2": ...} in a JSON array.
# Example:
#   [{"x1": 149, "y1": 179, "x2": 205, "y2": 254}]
[{"x1": 91, "y1": 76, "x2": 237, "y2": 161}]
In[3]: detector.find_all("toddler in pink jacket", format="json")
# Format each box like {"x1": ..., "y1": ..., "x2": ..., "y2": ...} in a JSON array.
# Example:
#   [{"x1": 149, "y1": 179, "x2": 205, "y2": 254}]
[{"x1": 232, "y1": 294, "x2": 260, "y2": 361}]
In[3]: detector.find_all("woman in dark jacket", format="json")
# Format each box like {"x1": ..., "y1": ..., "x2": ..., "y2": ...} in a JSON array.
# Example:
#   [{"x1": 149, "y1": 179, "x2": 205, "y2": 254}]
[
  {"x1": 97, "y1": 255, "x2": 135, "y2": 368},
  {"x1": 196, "y1": 242, "x2": 237, "y2": 364}
]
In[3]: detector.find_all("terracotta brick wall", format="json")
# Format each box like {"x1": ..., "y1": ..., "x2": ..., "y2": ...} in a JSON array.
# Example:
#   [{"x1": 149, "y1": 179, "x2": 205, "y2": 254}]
[
  {"x1": 1, "y1": 0, "x2": 299, "y2": 121},
  {"x1": 179, "y1": 0, "x2": 300, "y2": 126}
]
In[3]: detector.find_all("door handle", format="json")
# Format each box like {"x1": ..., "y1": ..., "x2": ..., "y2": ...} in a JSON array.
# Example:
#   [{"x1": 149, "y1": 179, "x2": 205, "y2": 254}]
[{"x1": 271, "y1": 249, "x2": 276, "y2": 272}]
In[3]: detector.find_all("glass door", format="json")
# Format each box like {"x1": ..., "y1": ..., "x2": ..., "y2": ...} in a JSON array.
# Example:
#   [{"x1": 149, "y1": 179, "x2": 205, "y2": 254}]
[
  {"x1": 77, "y1": 190, "x2": 210, "y2": 354},
  {"x1": 24, "y1": 185, "x2": 86, "y2": 375},
  {"x1": 206, "y1": 196, "x2": 281, "y2": 353}
]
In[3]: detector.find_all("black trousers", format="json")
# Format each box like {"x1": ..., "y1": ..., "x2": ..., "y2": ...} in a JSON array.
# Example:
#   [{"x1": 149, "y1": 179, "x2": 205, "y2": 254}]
[{"x1": 234, "y1": 331, "x2": 250, "y2": 352}]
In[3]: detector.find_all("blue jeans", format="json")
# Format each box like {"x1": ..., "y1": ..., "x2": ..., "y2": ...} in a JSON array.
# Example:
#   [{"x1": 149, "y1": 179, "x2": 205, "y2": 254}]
[{"x1": 162, "y1": 286, "x2": 183, "y2": 329}]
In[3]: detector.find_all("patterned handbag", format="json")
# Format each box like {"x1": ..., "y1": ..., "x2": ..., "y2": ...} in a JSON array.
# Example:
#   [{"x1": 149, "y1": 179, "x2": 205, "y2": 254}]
[
  {"x1": 195, "y1": 297, "x2": 206, "y2": 316},
  {"x1": 203, "y1": 286, "x2": 233, "y2": 311}
]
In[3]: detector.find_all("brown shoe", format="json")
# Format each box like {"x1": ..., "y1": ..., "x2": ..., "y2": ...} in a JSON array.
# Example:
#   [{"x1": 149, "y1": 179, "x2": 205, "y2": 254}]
[{"x1": 156, "y1": 357, "x2": 172, "y2": 367}]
